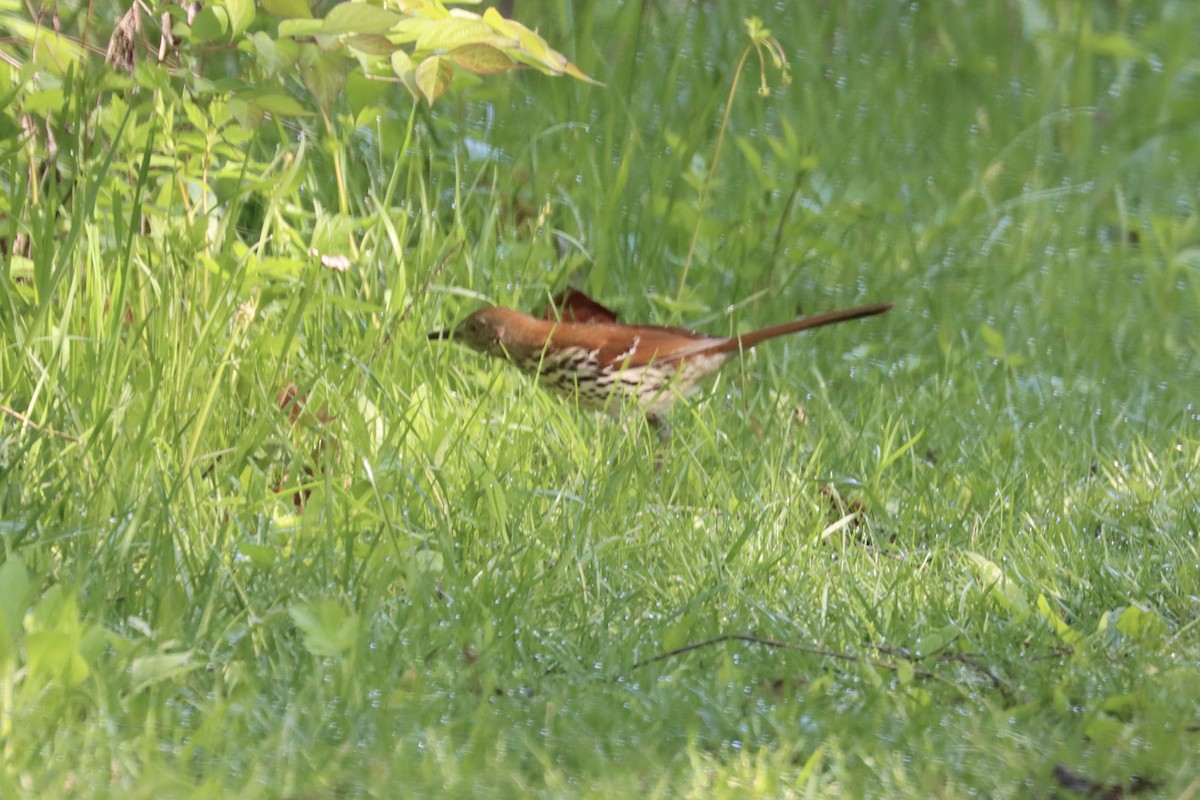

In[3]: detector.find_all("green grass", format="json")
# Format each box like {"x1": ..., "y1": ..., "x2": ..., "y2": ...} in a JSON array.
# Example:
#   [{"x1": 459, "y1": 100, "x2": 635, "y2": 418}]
[{"x1": 2, "y1": 1, "x2": 1199, "y2": 797}]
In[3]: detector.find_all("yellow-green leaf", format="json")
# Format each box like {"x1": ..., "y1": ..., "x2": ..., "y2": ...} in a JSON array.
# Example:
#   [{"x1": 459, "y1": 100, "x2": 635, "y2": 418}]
[
  {"x1": 260, "y1": 0, "x2": 312, "y2": 19},
  {"x1": 290, "y1": 600, "x2": 358, "y2": 658},
  {"x1": 223, "y1": 0, "x2": 255, "y2": 36},
  {"x1": 446, "y1": 44, "x2": 517, "y2": 75},
  {"x1": 0, "y1": 555, "x2": 30, "y2": 648},
  {"x1": 347, "y1": 33, "x2": 397, "y2": 57},
  {"x1": 300, "y1": 43, "x2": 348, "y2": 115},
  {"x1": 322, "y1": 2, "x2": 404, "y2": 34},
  {"x1": 131, "y1": 651, "x2": 200, "y2": 690},
  {"x1": 414, "y1": 55, "x2": 453, "y2": 104},
  {"x1": 416, "y1": 17, "x2": 513, "y2": 51},
  {"x1": 1036, "y1": 593, "x2": 1083, "y2": 645},
  {"x1": 964, "y1": 551, "x2": 1031, "y2": 619}
]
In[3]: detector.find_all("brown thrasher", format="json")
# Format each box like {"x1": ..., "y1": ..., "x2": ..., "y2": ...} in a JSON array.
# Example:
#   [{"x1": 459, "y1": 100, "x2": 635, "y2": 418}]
[{"x1": 428, "y1": 289, "x2": 891, "y2": 420}]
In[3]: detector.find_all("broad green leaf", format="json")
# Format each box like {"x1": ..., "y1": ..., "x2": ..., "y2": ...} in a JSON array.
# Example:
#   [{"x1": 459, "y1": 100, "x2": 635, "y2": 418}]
[
  {"x1": 290, "y1": 600, "x2": 358, "y2": 657},
  {"x1": 131, "y1": 650, "x2": 199, "y2": 689},
  {"x1": 134, "y1": 61, "x2": 174, "y2": 91},
  {"x1": 0, "y1": 556, "x2": 30, "y2": 647},
  {"x1": 391, "y1": 49, "x2": 418, "y2": 98},
  {"x1": 414, "y1": 55, "x2": 453, "y2": 104},
  {"x1": 1083, "y1": 714, "x2": 1126, "y2": 748},
  {"x1": 300, "y1": 43, "x2": 348, "y2": 116},
  {"x1": 251, "y1": 32, "x2": 284, "y2": 73},
  {"x1": 223, "y1": 0, "x2": 255, "y2": 36},
  {"x1": 416, "y1": 17, "x2": 513, "y2": 51},
  {"x1": 979, "y1": 323, "x2": 1007, "y2": 359},
  {"x1": 26, "y1": 630, "x2": 90, "y2": 686},
  {"x1": 260, "y1": 0, "x2": 313, "y2": 19},
  {"x1": 277, "y1": 18, "x2": 323, "y2": 37},
  {"x1": 446, "y1": 44, "x2": 517, "y2": 75},
  {"x1": 239, "y1": 543, "x2": 278, "y2": 567},
  {"x1": 391, "y1": 49, "x2": 415, "y2": 77},
  {"x1": 1036, "y1": 593, "x2": 1083, "y2": 645},
  {"x1": 481, "y1": 7, "x2": 597, "y2": 83},
  {"x1": 21, "y1": 89, "x2": 66, "y2": 116},
  {"x1": 716, "y1": 652, "x2": 739, "y2": 684},
  {"x1": 322, "y1": 2, "x2": 404, "y2": 34},
  {"x1": 911, "y1": 624, "x2": 960, "y2": 658},
  {"x1": 346, "y1": 73, "x2": 389, "y2": 116},
  {"x1": 253, "y1": 256, "x2": 308, "y2": 277},
  {"x1": 980, "y1": 323, "x2": 1026, "y2": 367},
  {"x1": 1082, "y1": 32, "x2": 1145, "y2": 60},
  {"x1": 389, "y1": 17, "x2": 436, "y2": 44},
  {"x1": 347, "y1": 34, "x2": 396, "y2": 57},
  {"x1": 190, "y1": 6, "x2": 231, "y2": 42},
  {"x1": 4, "y1": 20, "x2": 85, "y2": 72},
  {"x1": 1099, "y1": 604, "x2": 1168, "y2": 641},
  {"x1": 245, "y1": 92, "x2": 315, "y2": 117},
  {"x1": 661, "y1": 613, "x2": 694, "y2": 653},
  {"x1": 964, "y1": 551, "x2": 1030, "y2": 619}
]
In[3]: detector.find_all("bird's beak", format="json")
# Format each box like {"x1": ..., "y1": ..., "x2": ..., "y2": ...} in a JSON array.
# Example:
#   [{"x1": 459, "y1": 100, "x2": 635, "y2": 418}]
[{"x1": 427, "y1": 328, "x2": 453, "y2": 341}]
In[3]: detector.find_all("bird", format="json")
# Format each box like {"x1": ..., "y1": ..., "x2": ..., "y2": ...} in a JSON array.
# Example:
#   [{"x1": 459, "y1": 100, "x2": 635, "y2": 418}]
[{"x1": 428, "y1": 289, "x2": 891, "y2": 421}]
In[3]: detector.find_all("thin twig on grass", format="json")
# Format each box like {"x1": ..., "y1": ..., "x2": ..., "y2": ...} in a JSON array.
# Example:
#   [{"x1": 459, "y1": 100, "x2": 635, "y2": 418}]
[
  {"x1": 631, "y1": 633, "x2": 935, "y2": 679},
  {"x1": 1, "y1": 405, "x2": 82, "y2": 443}
]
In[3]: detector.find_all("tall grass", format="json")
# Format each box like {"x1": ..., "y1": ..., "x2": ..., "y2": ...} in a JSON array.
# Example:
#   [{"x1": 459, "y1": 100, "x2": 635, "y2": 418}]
[{"x1": 1, "y1": 1, "x2": 1197, "y2": 797}]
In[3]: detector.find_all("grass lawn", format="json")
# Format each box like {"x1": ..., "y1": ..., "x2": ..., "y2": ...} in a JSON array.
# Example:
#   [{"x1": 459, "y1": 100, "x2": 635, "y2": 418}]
[{"x1": 2, "y1": 1, "x2": 1198, "y2": 797}]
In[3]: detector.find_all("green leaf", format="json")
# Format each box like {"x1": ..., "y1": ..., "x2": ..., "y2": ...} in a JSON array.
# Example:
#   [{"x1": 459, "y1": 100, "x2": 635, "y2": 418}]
[
  {"x1": 661, "y1": 613, "x2": 694, "y2": 653},
  {"x1": 416, "y1": 17, "x2": 513, "y2": 52},
  {"x1": 260, "y1": 0, "x2": 312, "y2": 19},
  {"x1": 27, "y1": 630, "x2": 91, "y2": 687},
  {"x1": 389, "y1": 17, "x2": 436, "y2": 44},
  {"x1": 979, "y1": 323, "x2": 1007, "y2": 359},
  {"x1": 911, "y1": 624, "x2": 960, "y2": 658},
  {"x1": 238, "y1": 543, "x2": 279, "y2": 567},
  {"x1": 964, "y1": 551, "x2": 1031, "y2": 619},
  {"x1": 277, "y1": 18, "x2": 323, "y2": 37},
  {"x1": 251, "y1": 33, "x2": 283, "y2": 73},
  {"x1": 4, "y1": 20, "x2": 85, "y2": 72},
  {"x1": 290, "y1": 600, "x2": 358, "y2": 658},
  {"x1": 446, "y1": 44, "x2": 517, "y2": 75},
  {"x1": 0, "y1": 556, "x2": 31, "y2": 649},
  {"x1": 300, "y1": 43, "x2": 348, "y2": 116},
  {"x1": 347, "y1": 34, "x2": 397, "y2": 57},
  {"x1": 322, "y1": 2, "x2": 404, "y2": 35},
  {"x1": 1099, "y1": 604, "x2": 1168, "y2": 642},
  {"x1": 239, "y1": 91, "x2": 315, "y2": 117},
  {"x1": 131, "y1": 651, "x2": 200, "y2": 690},
  {"x1": 346, "y1": 73, "x2": 389, "y2": 116},
  {"x1": 391, "y1": 49, "x2": 418, "y2": 97},
  {"x1": 190, "y1": 6, "x2": 231, "y2": 42},
  {"x1": 1036, "y1": 593, "x2": 1083, "y2": 645},
  {"x1": 1082, "y1": 32, "x2": 1145, "y2": 60},
  {"x1": 980, "y1": 323, "x2": 1026, "y2": 367},
  {"x1": 414, "y1": 55, "x2": 453, "y2": 104},
  {"x1": 22, "y1": 89, "x2": 66, "y2": 115},
  {"x1": 223, "y1": 0, "x2": 255, "y2": 36},
  {"x1": 481, "y1": 7, "x2": 598, "y2": 84},
  {"x1": 1083, "y1": 714, "x2": 1126, "y2": 748}
]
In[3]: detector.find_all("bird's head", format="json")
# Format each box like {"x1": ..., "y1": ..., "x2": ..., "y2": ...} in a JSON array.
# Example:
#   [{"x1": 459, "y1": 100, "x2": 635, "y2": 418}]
[{"x1": 428, "y1": 307, "x2": 516, "y2": 358}]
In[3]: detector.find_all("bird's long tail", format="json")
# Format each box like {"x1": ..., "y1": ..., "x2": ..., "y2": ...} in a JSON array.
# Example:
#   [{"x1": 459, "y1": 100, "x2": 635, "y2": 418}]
[{"x1": 666, "y1": 302, "x2": 893, "y2": 361}]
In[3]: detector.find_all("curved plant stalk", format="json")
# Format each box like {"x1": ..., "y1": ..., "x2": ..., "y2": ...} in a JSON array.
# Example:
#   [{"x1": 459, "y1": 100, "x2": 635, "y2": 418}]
[{"x1": 676, "y1": 18, "x2": 790, "y2": 300}]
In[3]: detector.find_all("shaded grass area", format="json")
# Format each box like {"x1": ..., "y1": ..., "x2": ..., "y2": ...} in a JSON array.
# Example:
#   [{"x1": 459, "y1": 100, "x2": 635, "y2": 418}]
[{"x1": 2, "y1": 1, "x2": 1199, "y2": 797}]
